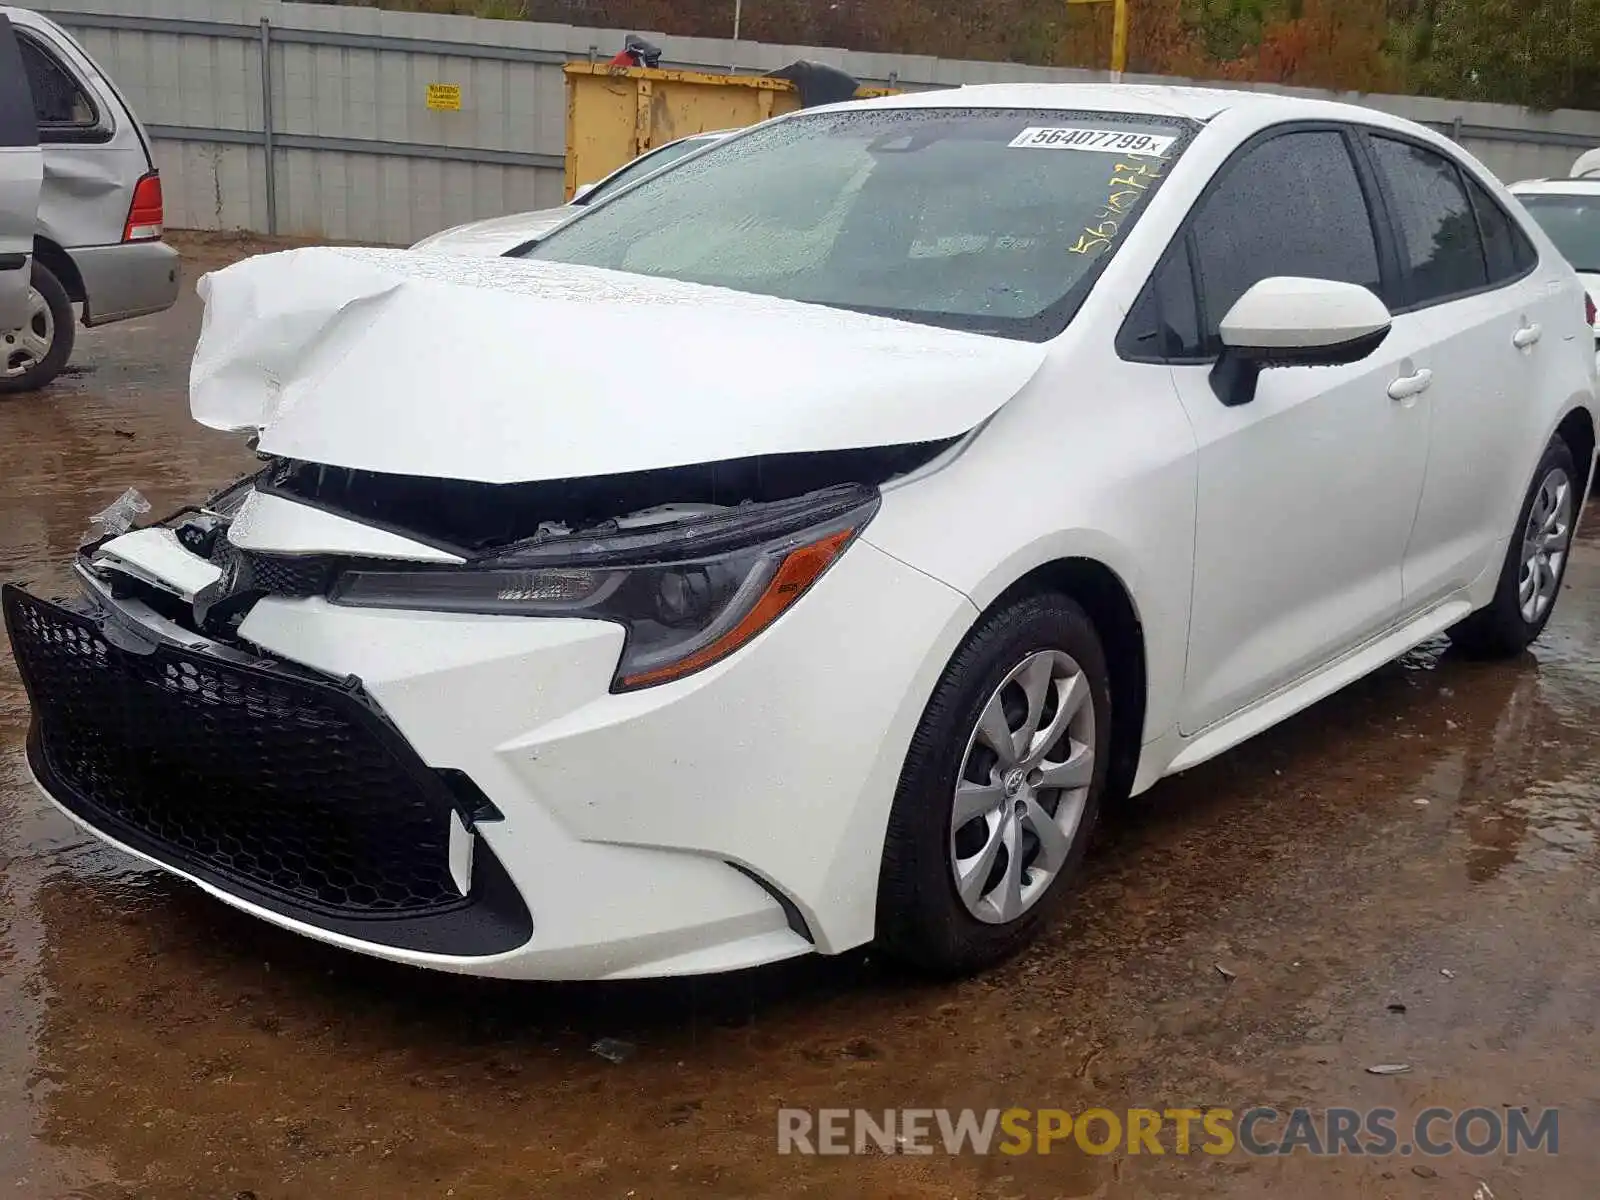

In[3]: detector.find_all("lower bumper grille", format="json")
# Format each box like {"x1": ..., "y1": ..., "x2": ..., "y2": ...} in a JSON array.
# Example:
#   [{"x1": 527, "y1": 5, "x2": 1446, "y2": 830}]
[{"x1": 3, "y1": 584, "x2": 530, "y2": 955}]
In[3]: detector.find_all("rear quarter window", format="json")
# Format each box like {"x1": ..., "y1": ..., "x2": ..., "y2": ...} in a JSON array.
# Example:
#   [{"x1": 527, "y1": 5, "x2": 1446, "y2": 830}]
[
  {"x1": 18, "y1": 34, "x2": 97, "y2": 130},
  {"x1": 1464, "y1": 175, "x2": 1537, "y2": 282}
]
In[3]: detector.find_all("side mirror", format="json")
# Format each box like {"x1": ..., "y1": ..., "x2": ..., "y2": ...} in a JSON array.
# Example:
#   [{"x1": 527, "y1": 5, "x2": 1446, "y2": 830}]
[
  {"x1": 571, "y1": 182, "x2": 598, "y2": 204},
  {"x1": 1210, "y1": 277, "x2": 1392, "y2": 406}
]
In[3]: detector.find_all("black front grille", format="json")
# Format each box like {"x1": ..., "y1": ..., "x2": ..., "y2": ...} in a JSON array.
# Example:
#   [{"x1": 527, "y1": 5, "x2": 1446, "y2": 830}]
[{"x1": 3, "y1": 586, "x2": 534, "y2": 955}]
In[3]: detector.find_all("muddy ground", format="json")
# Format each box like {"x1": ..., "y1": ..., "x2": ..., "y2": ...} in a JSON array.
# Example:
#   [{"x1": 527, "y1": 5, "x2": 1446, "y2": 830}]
[{"x1": 1, "y1": 235, "x2": 1598, "y2": 1199}]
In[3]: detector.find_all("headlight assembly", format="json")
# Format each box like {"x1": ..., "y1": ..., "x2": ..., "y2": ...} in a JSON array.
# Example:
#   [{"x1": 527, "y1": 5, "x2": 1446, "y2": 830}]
[{"x1": 329, "y1": 484, "x2": 878, "y2": 690}]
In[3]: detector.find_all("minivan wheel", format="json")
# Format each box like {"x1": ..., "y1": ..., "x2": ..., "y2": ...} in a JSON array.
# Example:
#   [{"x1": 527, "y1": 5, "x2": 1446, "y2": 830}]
[
  {"x1": 0, "y1": 262, "x2": 75, "y2": 395},
  {"x1": 1448, "y1": 434, "x2": 1578, "y2": 658},
  {"x1": 877, "y1": 591, "x2": 1111, "y2": 976}
]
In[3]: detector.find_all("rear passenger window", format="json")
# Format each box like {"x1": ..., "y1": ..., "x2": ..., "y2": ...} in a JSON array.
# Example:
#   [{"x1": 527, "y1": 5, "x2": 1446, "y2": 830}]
[
  {"x1": 1369, "y1": 137, "x2": 1487, "y2": 306},
  {"x1": 1463, "y1": 174, "x2": 1537, "y2": 282},
  {"x1": 1189, "y1": 130, "x2": 1382, "y2": 354},
  {"x1": 18, "y1": 36, "x2": 96, "y2": 130}
]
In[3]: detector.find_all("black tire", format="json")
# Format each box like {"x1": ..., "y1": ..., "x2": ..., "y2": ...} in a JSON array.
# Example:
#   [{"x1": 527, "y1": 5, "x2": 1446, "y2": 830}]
[
  {"x1": 0, "y1": 260, "x2": 75, "y2": 395},
  {"x1": 1448, "y1": 434, "x2": 1578, "y2": 658},
  {"x1": 877, "y1": 591, "x2": 1113, "y2": 976}
]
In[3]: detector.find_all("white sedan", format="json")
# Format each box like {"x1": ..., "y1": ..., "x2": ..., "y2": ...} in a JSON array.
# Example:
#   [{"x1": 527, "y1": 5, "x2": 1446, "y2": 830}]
[
  {"x1": 1511, "y1": 168, "x2": 1600, "y2": 361},
  {"x1": 411, "y1": 130, "x2": 733, "y2": 257},
  {"x1": 6, "y1": 85, "x2": 1595, "y2": 981}
]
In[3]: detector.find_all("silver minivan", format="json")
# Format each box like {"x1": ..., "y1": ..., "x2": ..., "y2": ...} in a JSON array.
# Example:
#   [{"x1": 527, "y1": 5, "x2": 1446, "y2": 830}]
[
  {"x1": 1, "y1": 6, "x2": 179, "y2": 393},
  {"x1": 0, "y1": 13, "x2": 43, "y2": 337}
]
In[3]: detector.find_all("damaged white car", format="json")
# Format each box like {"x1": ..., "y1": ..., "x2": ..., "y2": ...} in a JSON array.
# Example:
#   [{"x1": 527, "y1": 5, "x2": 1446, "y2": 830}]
[{"x1": 6, "y1": 85, "x2": 1596, "y2": 982}]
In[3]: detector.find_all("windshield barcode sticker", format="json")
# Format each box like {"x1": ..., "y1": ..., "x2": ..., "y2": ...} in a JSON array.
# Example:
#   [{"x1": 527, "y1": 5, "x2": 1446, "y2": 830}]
[{"x1": 1009, "y1": 127, "x2": 1175, "y2": 157}]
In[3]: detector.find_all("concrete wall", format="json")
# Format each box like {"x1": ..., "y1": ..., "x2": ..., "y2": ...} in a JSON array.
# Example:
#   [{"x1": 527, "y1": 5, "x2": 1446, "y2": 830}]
[{"x1": 32, "y1": 0, "x2": 1600, "y2": 244}]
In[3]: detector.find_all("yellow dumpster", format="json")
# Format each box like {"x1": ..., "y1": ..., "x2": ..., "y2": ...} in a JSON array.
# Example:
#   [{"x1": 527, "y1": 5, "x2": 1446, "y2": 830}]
[{"x1": 563, "y1": 62, "x2": 897, "y2": 200}]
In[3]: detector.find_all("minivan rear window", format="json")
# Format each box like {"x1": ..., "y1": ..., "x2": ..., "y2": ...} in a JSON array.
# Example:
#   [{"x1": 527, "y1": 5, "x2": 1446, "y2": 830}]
[{"x1": 18, "y1": 35, "x2": 96, "y2": 129}]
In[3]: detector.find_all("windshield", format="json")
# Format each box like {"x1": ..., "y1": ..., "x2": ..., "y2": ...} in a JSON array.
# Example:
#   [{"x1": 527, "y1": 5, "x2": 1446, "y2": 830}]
[
  {"x1": 524, "y1": 107, "x2": 1194, "y2": 340},
  {"x1": 581, "y1": 137, "x2": 717, "y2": 205},
  {"x1": 1520, "y1": 193, "x2": 1600, "y2": 273}
]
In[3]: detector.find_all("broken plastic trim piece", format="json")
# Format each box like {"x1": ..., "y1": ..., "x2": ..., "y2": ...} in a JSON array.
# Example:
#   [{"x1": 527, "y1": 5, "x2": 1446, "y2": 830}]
[
  {"x1": 329, "y1": 486, "x2": 880, "y2": 690},
  {"x1": 201, "y1": 471, "x2": 264, "y2": 520},
  {"x1": 82, "y1": 487, "x2": 152, "y2": 544},
  {"x1": 434, "y1": 768, "x2": 505, "y2": 824}
]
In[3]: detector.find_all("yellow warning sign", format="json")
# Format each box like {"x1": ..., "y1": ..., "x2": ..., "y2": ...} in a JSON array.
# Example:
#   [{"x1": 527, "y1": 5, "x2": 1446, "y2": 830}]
[{"x1": 426, "y1": 83, "x2": 462, "y2": 111}]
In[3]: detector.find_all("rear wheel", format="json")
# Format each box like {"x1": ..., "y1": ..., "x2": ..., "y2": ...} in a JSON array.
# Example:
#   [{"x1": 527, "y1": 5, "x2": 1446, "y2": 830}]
[
  {"x1": 1448, "y1": 434, "x2": 1577, "y2": 658},
  {"x1": 0, "y1": 261, "x2": 75, "y2": 395},
  {"x1": 877, "y1": 591, "x2": 1112, "y2": 976}
]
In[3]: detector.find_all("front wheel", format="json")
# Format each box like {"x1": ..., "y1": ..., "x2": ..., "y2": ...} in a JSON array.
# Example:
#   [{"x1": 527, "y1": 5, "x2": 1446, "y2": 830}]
[
  {"x1": 876, "y1": 591, "x2": 1112, "y2": 976},
  {"x1": 1448, "y1": 434, "x2": 1578, "y2": 658},
  {"x1": 0, "y1": 261, "x2": 75, "y2": 395}
]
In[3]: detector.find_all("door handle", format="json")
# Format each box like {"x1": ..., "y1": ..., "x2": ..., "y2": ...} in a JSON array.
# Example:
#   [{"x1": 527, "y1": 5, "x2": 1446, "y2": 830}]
[
  {"x1": 1387, "y1": 368, "x2": 1433, "y2": 402},
  {"x1": 1512, "y1": 323, "x2": 1542, "y2": 349}
]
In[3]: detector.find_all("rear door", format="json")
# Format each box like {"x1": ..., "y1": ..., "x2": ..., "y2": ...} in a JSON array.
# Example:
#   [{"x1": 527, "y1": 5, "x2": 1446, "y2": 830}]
[
  {"x1": 0, "y1": 13, "x2": 44, "y2": 329},
  {"x1": 1359, "y1": 133, "x2": 1562, "y2": 609}
]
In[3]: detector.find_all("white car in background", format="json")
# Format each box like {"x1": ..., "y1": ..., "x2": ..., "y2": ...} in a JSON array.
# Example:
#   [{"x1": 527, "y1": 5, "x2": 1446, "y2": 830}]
[
  {"x1": 1511, "y1": 157, "x2": 1600, "y2": 361},
  {"x1": 6, "y1": 85, "x2": 1596, "y2": 983},
  {"x1": 412, "y1": 130, "x2": 733, "y2": 258}
]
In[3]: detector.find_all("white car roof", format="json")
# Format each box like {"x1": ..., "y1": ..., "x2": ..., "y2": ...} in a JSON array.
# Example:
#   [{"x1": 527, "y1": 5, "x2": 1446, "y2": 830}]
[
  {"x1": 848, "y1": 82, "x2": 1430, "y2": 133},
  {"x1": 1509, "y1": 178, "x2": 1600, "y2": 197}
]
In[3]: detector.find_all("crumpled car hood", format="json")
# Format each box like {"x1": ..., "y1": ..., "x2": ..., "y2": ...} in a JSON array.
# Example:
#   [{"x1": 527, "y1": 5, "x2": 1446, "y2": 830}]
[{"x1": 190, "y1": 246, "x2": 1049, "y2": 485}]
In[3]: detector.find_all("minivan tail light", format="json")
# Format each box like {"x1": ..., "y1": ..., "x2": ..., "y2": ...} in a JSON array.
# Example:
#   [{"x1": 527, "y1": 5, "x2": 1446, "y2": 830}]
[
  {"x1": 122, "y1": 172, "x2": 164, "y2": 242},
  {"x1": 1586, "y1": 293, "x2": 1596, "y2": 328}
]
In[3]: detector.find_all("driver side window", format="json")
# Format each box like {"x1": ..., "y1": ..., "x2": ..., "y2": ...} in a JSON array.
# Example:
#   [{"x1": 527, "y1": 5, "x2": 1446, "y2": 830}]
[{"x1": 1189, "y1": 130, "x2": 1383, "y2": 356}]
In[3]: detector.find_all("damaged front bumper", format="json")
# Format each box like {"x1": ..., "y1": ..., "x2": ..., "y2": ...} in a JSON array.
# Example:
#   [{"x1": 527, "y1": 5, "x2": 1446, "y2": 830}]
[
  {"x1": 6, "y1": 484, "x2": 976, "y2": 979},
  {"x1": 4, "y1": 577, "x2": 536, "y2": 961}
]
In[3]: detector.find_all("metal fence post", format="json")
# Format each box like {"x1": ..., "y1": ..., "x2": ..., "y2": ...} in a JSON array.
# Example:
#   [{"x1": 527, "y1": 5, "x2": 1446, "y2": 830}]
[{"x1": 260, "y1": 17, "x2": 278, "y2": 235}]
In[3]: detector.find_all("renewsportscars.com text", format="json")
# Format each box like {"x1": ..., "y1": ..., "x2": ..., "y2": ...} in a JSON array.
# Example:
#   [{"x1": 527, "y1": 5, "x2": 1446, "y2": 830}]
[{"x1": 777, "y1": 1106, "x2": 1559, "y2": 1158}]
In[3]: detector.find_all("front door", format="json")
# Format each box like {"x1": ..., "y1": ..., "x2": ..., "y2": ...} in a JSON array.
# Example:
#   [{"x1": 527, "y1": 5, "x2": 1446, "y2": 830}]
[
  {"x1": 0, "y1": 14, "x2": 43, "y2": 331},
  {"x1": 1167, "y1": 126, "x2": 1433, "y2": 734}
]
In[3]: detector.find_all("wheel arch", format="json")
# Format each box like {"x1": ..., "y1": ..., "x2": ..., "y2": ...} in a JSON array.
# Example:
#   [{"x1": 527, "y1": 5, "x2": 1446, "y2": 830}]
[
  {"x1": 982, "y1": 556, "x2": 1149, "y2": 806},
  {"x1": 31, "y1": 236, "x2": 86, "y2": 307},
  {"x1": 1555, "y1": 404, "x2": 1595, "y2": 507}
]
